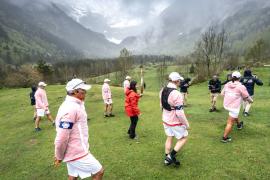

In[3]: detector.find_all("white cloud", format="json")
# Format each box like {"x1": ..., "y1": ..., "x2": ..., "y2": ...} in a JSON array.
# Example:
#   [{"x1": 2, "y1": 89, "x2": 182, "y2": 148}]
[
  {"x1": 109, "y1": 18, "x2": 143, "y2": 28},
  {"x1": 150, "y1": 1, "x2": 170, "y2": 16},
  {"x1": 106, "y1": 37, "x2": 122, "y2": 44}
]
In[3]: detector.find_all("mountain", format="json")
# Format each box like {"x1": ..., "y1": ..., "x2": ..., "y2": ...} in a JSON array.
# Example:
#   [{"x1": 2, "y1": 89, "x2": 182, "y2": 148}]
[
  {"x1": 19, "y1": 1, "x2": 119, "y2": 57},
  {"x1": 1, "y1": 0, "x2": 270, "y2": 61},
  {"x1": 0, "y1": 0, "x2": 120, "y2": 64},
  {"x1": 0, "y1": 0, "x2": 82, "y2": 64},
  {"x1": 223, "y1": 1, "x2": 270, "y2": 54},
  {"x1": 118, "y1": 0, "x2": 270, "y2": 56}
]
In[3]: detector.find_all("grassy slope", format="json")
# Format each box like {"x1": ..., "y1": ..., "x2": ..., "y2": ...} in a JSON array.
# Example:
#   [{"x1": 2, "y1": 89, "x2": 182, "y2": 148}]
[{"x1": 0, "y1": 67, "x2": 269, "y2": 179}]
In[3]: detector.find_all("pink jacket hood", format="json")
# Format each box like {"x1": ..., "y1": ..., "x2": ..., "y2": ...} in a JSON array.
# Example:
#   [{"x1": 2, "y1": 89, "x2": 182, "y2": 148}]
[{"x1": 221, "y1": 81, "x2": 250, "y2": 111}]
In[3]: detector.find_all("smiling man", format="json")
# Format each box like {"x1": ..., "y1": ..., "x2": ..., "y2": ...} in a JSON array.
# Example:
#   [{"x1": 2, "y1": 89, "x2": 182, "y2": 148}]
[{"x1": 54, "y1": 78, "x2": 104, "y2": 180}]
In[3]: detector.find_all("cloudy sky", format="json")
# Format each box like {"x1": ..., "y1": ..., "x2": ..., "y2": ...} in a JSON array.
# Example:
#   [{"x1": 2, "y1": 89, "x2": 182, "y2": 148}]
[
  {"x1": 61, "y1": 0, "x2": 172, "y2": 27},
  {"x1": 50, "y1": 0, "x2": 175, "y2": 43}
]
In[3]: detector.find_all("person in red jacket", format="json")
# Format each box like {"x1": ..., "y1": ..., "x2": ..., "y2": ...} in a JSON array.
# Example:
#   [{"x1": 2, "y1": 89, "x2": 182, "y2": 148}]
[{"x1": 125, "y1": 81, "x2": 142, "y2": 139}]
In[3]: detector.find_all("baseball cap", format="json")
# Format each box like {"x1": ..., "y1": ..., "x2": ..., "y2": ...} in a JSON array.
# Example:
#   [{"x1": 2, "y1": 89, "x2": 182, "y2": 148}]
[
  {"x1": 104, "y1": 78, "x2": 111, "y2": 83},
  {"x1": 38, "y1": 81, "x2": 47, "y2": 87},
  {"x1": 66, "y1": 78, "x2": 91, "y2": 91},
  {"x1": 232, "y1": 71, "x2": 241, "y2": 78},
  {"x1": 125, "y1": 76, "x2": 131, "y2": 80},
  {"x1": 169, "y1": 72, "x2": 184, "y2": 81}
]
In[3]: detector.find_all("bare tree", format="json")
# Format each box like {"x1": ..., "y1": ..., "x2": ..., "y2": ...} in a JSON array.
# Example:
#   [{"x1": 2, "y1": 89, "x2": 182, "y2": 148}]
[
  {"x1": 246, "y1": 38, "x2": 265, "y2": 63},
  {"x1": 116, "y1": 48, "x2": 133, "y2": 84},
  {"x1": 157, "y1": 56, "x2": 168, "y2": 89},
  {"x1": 194, "y1": 26, "x2": 227, "y2": 79}
]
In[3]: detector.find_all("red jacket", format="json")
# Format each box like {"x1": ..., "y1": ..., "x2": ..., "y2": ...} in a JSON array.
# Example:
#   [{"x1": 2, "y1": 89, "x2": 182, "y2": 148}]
[{"x1": 125, "y1": 89, "x2": 140, "y2": 117}]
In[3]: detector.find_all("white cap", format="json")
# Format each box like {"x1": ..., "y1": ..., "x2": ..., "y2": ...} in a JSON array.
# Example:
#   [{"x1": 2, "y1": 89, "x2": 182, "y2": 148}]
[
  {"x1": 125, "y1": 76, "x2": 131, "y2": 80},
  {"x1": 232, "y1": 71, "x2": 241, "y2": 78},
  {"x1": 104, "y1": 78, "x2": 111, "y2": 83},
  {"x1": 169, "y1": 72, "x2": 184, "y2": 81},
  {"x1": 66, "y1": 78, "x2": 91, "y2": 91},
  {"x1": 38, "y1": 81, "x2": 47, "y2": 87}
]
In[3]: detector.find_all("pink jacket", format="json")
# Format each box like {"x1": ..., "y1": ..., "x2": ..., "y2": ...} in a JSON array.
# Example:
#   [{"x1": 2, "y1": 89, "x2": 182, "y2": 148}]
[
  {"x1": 221, "y1": 81, "x2": 250, "y2": 111},
  {"x1": 161, "y1": 83, "x2": 189, "y2": 127},
  {"x1": 123, "y1": 80, "x2": 130, "y2": 92},
  {"x1": 34, "y1": 88, "x2": 49, "y2": 109},
  {"x1": 102, "y1": 83, "x2": 112, "y2": 100},
  {"x1": 54, "y1": 96, "x2": 89, "y2": 162}
]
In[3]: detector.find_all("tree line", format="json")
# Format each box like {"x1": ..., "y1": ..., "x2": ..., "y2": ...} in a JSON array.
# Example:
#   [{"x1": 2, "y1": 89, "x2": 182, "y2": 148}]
[{"x1": 0, "y1": 48, "x2": 175, "y2": 88}]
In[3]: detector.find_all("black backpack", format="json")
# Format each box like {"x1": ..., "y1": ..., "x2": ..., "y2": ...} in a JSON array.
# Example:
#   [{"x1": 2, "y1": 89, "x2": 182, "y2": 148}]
[
  {"x1": 161, "y1": 87, "x2": 176, "y2": 111},
  {"x1": 30, "y1": 91, "x2": 36, "y2": 105}
]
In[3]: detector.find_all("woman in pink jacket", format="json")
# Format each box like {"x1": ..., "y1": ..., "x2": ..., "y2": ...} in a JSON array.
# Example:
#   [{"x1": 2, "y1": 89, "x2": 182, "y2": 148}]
[
  {"x1": 221, "y1": 71, "x2": 253, "y2": 143},
  {"x1": 54, "y1": 79, "x2": 104, "y2": 180}
]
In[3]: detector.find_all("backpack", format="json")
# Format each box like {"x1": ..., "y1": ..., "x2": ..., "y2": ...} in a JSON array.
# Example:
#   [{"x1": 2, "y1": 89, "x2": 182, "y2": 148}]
[
  {"x1": 30, "y1": 91, "x2": 36, "y2": 105},
  {"x1": 161, "y1": 87, "x2": 176, "y2": 111}
]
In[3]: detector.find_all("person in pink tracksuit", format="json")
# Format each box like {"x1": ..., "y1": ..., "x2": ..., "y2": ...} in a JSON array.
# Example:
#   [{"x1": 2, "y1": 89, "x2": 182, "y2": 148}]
[
  {"x1": 123, "y1": 76, "x2": 131, "y2": 93},
  {"x1": 102, "y1": 79, "x2": 114, "y2": 117},
  {"x1": 220, "y1": 71, "x2": 253, "y2": 143},
  {"x1": 54, "y1": 79, "x2": 104, "y2": 180},
  {"x1": 34, "y1": 81, "x2": 54, "y2": 132},
  {"x1": 160, "y1": 72, "x2": 190, "y2": 167}
]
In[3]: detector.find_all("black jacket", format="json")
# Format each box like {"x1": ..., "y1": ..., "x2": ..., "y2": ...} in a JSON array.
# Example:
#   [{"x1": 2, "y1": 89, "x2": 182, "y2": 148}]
[
  {"x1": 180, "y1": 80, "x2": 190, "y2": 93},
  {"x1": 240, "y1": 76, "x2": 263, "y2": 96},
  {"x1": 208, "y1": 79, "x2": 221, "y2": 93}
]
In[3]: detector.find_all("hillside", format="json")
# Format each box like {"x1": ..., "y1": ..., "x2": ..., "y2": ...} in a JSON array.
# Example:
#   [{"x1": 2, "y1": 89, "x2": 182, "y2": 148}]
[
  {"x1": 224, "y1": 3, "x2": 270, "y2": 55},
  {"x1": 119, "y1": 0, "x2": 270, "y2": 56},
  {"x1": 0, "y1": 0, "x2": 82, "y2": 64},
  {"x1": 0, "y1": 0, "x2": 120, "y2": 64},
  {"x1": 0, "y1": 67, "x2": 269, "y2": 179}
]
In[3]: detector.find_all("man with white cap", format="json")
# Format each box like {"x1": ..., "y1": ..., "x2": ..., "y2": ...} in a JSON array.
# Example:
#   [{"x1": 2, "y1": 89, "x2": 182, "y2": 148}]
[
  {"x1": 54, "y1": 78, "x2": 104, "y2": 180},
  {"x1": 102, "y1": 78, "x2": 114, "y2": 117},
  {"x1": 221, "y1": 71, "x2": 253, "y2": 143},
  {"x1": 160, "y1": 72, "x2": 190, "y2": 167},
  {"x1": 34, "y1": 81, "x2": 54, "y2": 132},
  {"x1": 123, "y1": 76, "x2": 131, "y2": 93}
]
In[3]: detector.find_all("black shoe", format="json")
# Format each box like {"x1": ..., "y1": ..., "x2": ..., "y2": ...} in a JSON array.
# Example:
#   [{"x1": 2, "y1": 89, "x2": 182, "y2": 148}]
[
  {"x1": 165, "y1": 154, "x2": 180, "y2": 166},
  {"x1": 35, "y1": 127, "x2": 42, "y2": 132},
  {"x1": 104, "y1": 115, "x2": 109, "y2": 118},
  {"x1": 109, "y1": 114, "x2": 115, "y2": 117},
  {"x1": 221, "y1": 136, "x2": 232, "y2": 143},
  {"x1": 244, "y1": 112, "x2": 249, "y2": 117},
  {"x1": 209, "y1": 108, "x2": 214, "y2": 112},
  {"x1": 237, "y1": 121, "x2": 244, "y2": 130},
  {"x1": 164, "y1": 156, "x2": 173, "y2": 166}
]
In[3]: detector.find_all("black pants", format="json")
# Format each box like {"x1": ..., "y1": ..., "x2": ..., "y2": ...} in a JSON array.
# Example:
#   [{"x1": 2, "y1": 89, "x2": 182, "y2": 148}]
[{"x1": 128, "y1": 116, "x2": 138, "y2": 139}]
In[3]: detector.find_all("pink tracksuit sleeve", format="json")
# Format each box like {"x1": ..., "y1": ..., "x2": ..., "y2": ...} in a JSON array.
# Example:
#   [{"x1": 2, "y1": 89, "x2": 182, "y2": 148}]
[
  {"x1": 54, "y1": 112, "x2": 75, "y2": 160},
  {"x1": 102, "y1": 83, "x2": 111, "y2": 100},
  {"x1": 35, "y1": 88, "x2": 48, "y2": 109}
]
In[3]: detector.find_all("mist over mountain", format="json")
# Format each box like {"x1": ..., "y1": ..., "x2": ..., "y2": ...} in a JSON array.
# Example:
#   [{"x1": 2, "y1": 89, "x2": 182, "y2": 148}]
[
  {"x1": 1, "y1": 0, "x2": 270, "y2": 61},
  {"x1": 56, "y1": 0, "x2": 270, "y2": 56}
]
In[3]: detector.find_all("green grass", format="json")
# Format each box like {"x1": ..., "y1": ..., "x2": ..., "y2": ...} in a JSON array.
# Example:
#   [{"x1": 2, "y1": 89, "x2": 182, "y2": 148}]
[{"x1": 0, "y1": 67, "x2": 270, "y2": 179}]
